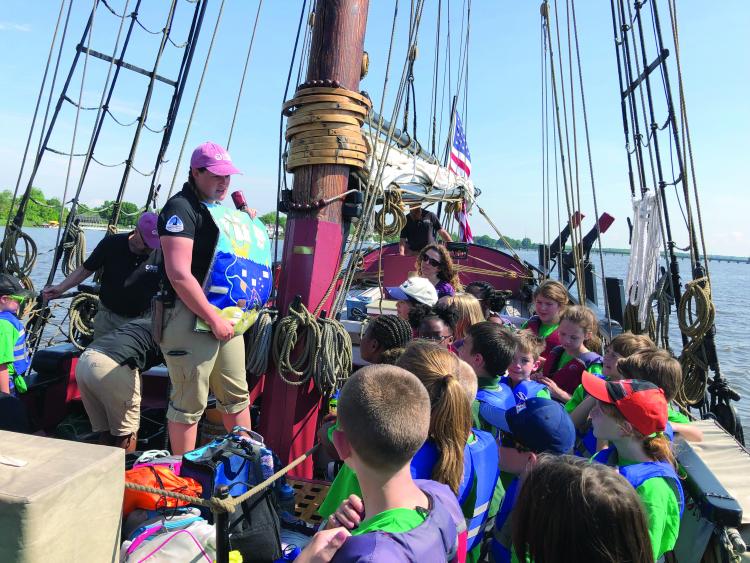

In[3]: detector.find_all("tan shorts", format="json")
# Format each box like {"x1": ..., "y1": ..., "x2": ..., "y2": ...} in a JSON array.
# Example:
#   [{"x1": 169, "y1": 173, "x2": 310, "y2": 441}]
[
  {"x1": 160, "y1": 300, "x2": 249, "y2": 425},
  {"x1": 93, "y1": 304, "x2": 144, "y2": 340},
  {"x1": 76, "y1": 348, "x2": 141, "y2": 436}
]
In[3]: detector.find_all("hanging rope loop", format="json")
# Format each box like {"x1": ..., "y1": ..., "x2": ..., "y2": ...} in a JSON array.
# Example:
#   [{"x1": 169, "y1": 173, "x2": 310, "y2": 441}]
[
  {"x1": 69, "y1": 292, "x2": 98, "y2": 349},
  {"x1": 373, "y1": 190, "x2": 406, "y2": 239}
]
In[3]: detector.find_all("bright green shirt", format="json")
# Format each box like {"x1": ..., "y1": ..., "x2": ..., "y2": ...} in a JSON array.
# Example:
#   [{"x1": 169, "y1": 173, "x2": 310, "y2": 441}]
[
  {"x1": 351, "y1": 507, "x2": 426, "y2": 536},
  {"x1": 521, "y1": 320, "x2": 558, "y2": 339},
  {"x1": 0, "y1": 318, "x2": 21, "y2": 376},
  {"x1": 620, "y1": 456, "x2": 681, "y2": 560},
  {"x1": 564, "y1": 383, "x2": 587, "y2": 413},
  {"x1": 668, "y1": 405, "x2": 690, "y2": 424},
  {"x1": 556, "y1": 351, "x2": 603, "y2": 375},
  {"x1": 318, "y1": 463, "x2": 362, "y2": 519}
]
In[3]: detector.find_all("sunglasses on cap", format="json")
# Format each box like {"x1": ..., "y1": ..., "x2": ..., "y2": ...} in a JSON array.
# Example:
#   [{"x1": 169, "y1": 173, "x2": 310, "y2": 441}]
[
  {"x1": 499, "y1": 431, "x2": 530, "y2": 453},
  {"x1": 422, "y1": 256, "x2": 442, "y2": 268}
]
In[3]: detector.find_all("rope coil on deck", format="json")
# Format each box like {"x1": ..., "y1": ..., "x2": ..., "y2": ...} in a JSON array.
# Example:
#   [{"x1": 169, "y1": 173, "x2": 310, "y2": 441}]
[
  {"x1": 676, "y1": 277, "x2": 715, "y2": 406},
  {"x1": 283, "y1": 85, "x2": 372, "y2": 172}
]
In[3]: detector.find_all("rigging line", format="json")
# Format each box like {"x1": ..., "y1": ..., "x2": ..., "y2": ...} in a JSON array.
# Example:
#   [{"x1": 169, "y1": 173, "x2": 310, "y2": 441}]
[
  {"x1": 541, "y1": 9, "x2": 549, "y2": 272},
  {"x1": 564, "y1": 0, "x2": 582, "y2": 249},
  {"x1": 4, "y1": 0, "x2": 68, "y2": 232},
  {"x1": 429, "y1": 0, "x2": 441, "y2": 155},
  {"x1": 167, "y1": 0, "x2": 227, "y2": 200},
  {"x1": 101, "y1": 0, "x2": 123, "y2": 18},
  {"x1": 134, "y1": 14, "x2": 162, "y2": 35},
  {"x1": 667, "y1": 0, "x2": 710, "y2": 282},
  {"x1": 226, "y1": 0, "x2": 263, "y2": 150},
  {"x1": 63, "y1": 95, "x2": 101, "y2": 110},
  {"x1": 90, "y1": 156, "x2": 125, "y2": 167},
  {"x1": 569, "y1": 0, "x2": 612, "y2": 335},
  {"x1": 275, "y1": 0, "x2": 309, "y2": 263},
  {"x1": 648, "y1": 0, "x2": 699, "y2": 271},
  {"x1": 548, "y1": 0, "x2": 585, "y2": 301}
]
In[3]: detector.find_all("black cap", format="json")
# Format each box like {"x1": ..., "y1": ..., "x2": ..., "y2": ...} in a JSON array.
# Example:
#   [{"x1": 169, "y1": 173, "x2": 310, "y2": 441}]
[{"x1": 0, "y1": 273, "x2": 34, "y2": 297}]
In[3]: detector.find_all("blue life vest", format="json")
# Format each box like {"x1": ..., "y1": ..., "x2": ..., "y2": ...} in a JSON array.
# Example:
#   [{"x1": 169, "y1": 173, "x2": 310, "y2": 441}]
[
  {"x1": 458, "y1": 430, "x2": 500, "y2": 552},
  {"x1": 490, "y1": 476, "x2": 520, "y2": 563},
  {"x1": 476, "y1": 385, "x2": 516, "y2": 436},
  {"x1": 592, "y1": 447, "x2": 684, "y2": 517},
  {"x1": 0, "y1": 311, "x2": 29, "y2": 377},
  {"x1": 197, "y1": 204, "x2": 273, "y2": 335},
  {"x1": 499, "y1": 376, "x2": 549, "y2": 402}
]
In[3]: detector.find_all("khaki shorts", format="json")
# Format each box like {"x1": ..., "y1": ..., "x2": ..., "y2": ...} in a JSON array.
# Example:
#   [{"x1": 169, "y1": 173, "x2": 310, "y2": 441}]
[
  {"x1": 76, "y1": 348, "x2": 141, "y2": 436},
  {"x1": 93, "y1": 303, "x2": 145, "y2": 340},
  {"x1": 160, "y1": 300, "x2": 249, "y2": 425}
]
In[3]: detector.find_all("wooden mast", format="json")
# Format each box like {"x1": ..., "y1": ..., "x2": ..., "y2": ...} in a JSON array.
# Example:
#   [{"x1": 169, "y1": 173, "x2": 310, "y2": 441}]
[{"x1": 258, "y1": 0, "x2": 369, "y2": 476}]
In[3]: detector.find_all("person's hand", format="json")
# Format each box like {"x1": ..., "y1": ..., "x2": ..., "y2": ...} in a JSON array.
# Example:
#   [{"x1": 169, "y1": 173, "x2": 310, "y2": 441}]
[
  {"x1": 295, "y1": 527, "x2": 350, "y2": 563},
  {"x1": 536, "y1": 375, "x2": 569, "y2": 402},
  {"x1": 326, "y1": 494, "x2": 365, "y2": 531},
  {"x1": 208, "y1": 316, "x2": 234, "y2": 341},
  {"x1": 245, "y1": 207, "x2": 258, "y2": 219},
  {"x1": 41, "y1": 285, "x2": 62, "y2": 302}
]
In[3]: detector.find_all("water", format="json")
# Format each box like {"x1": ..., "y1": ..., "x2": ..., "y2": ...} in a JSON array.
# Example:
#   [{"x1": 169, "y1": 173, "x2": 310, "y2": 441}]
[{"x1": 14, "y1": 227, "x2": 750, "y2": 427}]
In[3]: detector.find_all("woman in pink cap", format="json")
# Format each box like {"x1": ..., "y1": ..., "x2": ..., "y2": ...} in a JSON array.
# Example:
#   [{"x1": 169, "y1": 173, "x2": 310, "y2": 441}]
[{"x1": 156, "y1": 141, "x2": 256, "y2": 454}]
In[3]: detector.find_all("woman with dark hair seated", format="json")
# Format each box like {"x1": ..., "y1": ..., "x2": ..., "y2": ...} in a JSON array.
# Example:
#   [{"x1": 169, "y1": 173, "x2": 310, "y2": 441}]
[{"x1": 417, "y1": 244, "x2": 462, "y2": 299}]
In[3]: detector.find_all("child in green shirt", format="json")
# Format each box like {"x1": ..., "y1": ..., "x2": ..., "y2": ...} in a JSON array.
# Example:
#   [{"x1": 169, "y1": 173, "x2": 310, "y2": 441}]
[{"x1": 0, "y1": 274, "x2": 33, "y2": 396}]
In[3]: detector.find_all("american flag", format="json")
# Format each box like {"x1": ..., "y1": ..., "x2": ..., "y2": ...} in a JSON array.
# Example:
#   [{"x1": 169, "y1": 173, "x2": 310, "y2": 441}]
[{"x1": 449, "y1": 112, "x2": 471, "y2": 178}]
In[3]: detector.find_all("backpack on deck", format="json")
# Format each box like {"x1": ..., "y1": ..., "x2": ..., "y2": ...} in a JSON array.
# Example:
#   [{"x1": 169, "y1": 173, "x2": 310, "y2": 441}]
[{"x1": 181, "y1": 429, "x2": 282, "y2": 562}]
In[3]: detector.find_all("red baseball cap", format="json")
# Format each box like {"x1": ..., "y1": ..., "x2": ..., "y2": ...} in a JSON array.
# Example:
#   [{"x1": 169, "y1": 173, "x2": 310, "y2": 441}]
[
  {"x1": 582, "y1": 371, "x2": 668, "y2": 436},
  {"x1": 190, "y1": 141, "x2": 242, "y2": 175}
]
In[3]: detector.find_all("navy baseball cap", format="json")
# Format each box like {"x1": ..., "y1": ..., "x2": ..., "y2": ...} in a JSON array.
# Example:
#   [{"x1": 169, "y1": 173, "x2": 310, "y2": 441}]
[
  {"x1": 0, "y1": 273, "x2": 34, "y2": 298},
  {"x1": 505, "y1": 397, "x2": 575, "y2": 455}
]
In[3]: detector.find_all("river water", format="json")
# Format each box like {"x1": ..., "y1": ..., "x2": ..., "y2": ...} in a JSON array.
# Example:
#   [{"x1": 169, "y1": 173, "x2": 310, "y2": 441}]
[{"x1": 15, "y1": 227, "x2": 750, "y2": 427}]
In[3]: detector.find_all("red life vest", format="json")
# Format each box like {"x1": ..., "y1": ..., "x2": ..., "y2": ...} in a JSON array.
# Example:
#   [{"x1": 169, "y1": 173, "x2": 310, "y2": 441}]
[
  {"x1": 524, "y1": 315, "x2": 561, "y2": 361},
  {"x1": 542, "y1": 345, "x2": 603, "y2": 395}
]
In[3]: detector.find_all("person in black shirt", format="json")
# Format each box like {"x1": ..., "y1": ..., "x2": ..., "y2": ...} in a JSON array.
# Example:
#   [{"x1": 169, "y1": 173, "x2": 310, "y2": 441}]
[
  {"x1": 76, "y1": 318, "x2": 163, "y2": 451},
  {"x1": 42, "y1": 212, "x2": 161, "y2": 339},
  {"x1": 398, "y1": 204, "x2": 452, "y2": 255},
  {"x1": 157, "y1": 141, "x2": 257, "y2": 455}
]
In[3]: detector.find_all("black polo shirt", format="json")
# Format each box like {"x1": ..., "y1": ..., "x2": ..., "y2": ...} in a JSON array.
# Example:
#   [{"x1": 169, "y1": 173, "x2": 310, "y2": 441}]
[
  {"x1": 82, "y1": 233, "x2": 161, "y2": 317},
  {"x1": 89, "y1": 318, "x2": 163, "y2": 371},
  {"x1": 157, "y1": 184, "x2": 218, "y2": 294},
  {"x1": 399, "y1": 210, "x2": 442, "y2": 252}
]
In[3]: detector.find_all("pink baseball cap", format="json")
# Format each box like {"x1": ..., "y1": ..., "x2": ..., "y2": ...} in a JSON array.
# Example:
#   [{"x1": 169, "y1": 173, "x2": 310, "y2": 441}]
[
  {"x1": 190, "y1": 141, "x2": 242, "y2": 175},
  {"x1": 136, "y1": 212, "x2": 161, "y2": 249}
]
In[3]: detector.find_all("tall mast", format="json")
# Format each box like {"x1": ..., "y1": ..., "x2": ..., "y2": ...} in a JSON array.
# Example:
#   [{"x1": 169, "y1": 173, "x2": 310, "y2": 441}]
[{"x1": 259, "y1": 0, "x2": 370, "y2": 476}]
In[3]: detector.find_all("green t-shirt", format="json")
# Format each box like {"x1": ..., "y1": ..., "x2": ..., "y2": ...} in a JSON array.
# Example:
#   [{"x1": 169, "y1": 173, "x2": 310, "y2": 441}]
[
  {"x1": 318, "y1": 463, "x2": 363, "y2": 519},
  {"x1": 351, "y1": 506, "x2": 426, "y2": 536},
  {"x1": 564, "y1": 383, "x2": 587, "y2": 413},
  {"x1": 668, "y1": 405, "x2": 690, "y2": 424},
  {"x1": 0, "y1": 318, "x2": 22, "y2": 376},
  {"x1": 620, "y1": 456, "x2": 681, "y2": 560},
  {"x1": 521, "y1": 320, "x2": 558, "y2": 339}
]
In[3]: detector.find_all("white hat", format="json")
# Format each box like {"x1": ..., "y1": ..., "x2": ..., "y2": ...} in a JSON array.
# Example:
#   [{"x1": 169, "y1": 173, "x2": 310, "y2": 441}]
[{"x1": 387, "y1": 277, "x2": 438, "y2": 307}]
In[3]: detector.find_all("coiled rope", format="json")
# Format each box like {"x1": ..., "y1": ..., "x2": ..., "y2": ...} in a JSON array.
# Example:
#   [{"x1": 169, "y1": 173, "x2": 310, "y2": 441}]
[
  {"x1": 675, "y1": 277, "x2": 715, "y2": 406},
  {"x1": 373, "y1": 190, "x2": 406, "y2": 238},
  {"x1": 61, "y1": 221, "x2": 86, "y2": 276},
  {"x1": 69, "y1": 292, "x2": 98, "y2": 349},
  {"x1": 245, "y1": 309, "x2": 274, "y2": 376},
  {"x1": 0, "y1": 225, "x2": 38, "y2": 290},
  {"x1": 283, "y1": 84, "x2": 372, "y2": 171},
  {"x1": 272, "y1": 302, "x2": 352, "y2": 396}
]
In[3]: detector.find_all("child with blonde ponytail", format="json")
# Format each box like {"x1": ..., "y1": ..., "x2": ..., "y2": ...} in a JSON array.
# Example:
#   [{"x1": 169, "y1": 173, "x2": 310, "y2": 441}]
[{"x1": 583, "y1": 372, "x2": 683, "y2": 560}]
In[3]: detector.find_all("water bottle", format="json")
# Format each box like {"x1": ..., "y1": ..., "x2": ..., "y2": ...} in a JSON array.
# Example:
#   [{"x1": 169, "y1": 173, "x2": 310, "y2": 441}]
[{"x1": 277, "y1": 481, "x2": 297, "y2": 518}]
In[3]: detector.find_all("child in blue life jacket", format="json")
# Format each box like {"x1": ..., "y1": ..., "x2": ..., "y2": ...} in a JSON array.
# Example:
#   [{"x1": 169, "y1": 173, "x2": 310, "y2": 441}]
[
  {"x1": 567, "y1": 332, "x2": 655, "y2": 457},
  {"x1": 584, "y1": 372, "x2": 684, "y2": 561},
  {"x1": 305, "y1": 364, "x2": 466, "y2": 563},
  {"x1": 535, "y1": 305, "x2": 603, "y2": 403},
  {"x1": 489, "y1": 397, "x2": 576, "y2": 563},
  {"x1": 0, "y1": 274, "x2": 33, "y2": 396},
  {"x1": 512, "y1": 455, "x2": 655, "y2": 563},
  {"x1": 500, "y1": 330, "x2": 550, "y2": 400},
  {"x1": 319, "y1": 342, "x2": 474, "y2": 524},
  {"x1": 520, "y1": 279, "x2": 569, "y2": 361},
  {"x1": 457, "y1": 322, "x2": 517, "y2": 437}
]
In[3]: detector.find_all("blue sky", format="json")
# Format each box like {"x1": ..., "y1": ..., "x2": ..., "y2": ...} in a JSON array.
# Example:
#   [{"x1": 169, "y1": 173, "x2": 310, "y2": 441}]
[{"x1": 0, "y1": 1, "x2": 747, "y2": 256}]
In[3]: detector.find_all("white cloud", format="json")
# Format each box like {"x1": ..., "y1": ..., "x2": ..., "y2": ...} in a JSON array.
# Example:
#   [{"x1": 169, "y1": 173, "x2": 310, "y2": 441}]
[{"x1": 0, "y1": 22, "x2": 31, "y2": 33}]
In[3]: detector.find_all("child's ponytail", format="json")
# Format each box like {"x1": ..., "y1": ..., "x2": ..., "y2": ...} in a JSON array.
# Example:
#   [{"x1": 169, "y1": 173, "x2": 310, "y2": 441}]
[
  {"x1": 397, "y1": 341, "x2": 472, "y2": 494},
  {"x1": 642, "y1": 433, "x2": 678, "y2": 470},
  {"x1": 430, "y1": 373, "x2": 472, "y2": 493}
]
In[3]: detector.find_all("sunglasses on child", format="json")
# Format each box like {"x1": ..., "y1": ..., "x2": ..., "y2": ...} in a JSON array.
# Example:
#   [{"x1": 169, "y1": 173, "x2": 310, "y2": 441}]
[
  {"x1": 6, "y1": 294, "x2": 27, "y2": 306},
  {"x1": 422, "y1": 256, "x2": 442, "y2": 268}
]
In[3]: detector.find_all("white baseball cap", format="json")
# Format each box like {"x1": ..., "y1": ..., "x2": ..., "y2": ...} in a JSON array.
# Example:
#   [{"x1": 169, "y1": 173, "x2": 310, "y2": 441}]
[{"x1": 387, "y1": 277, "x2": 438, "y2": 306}]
